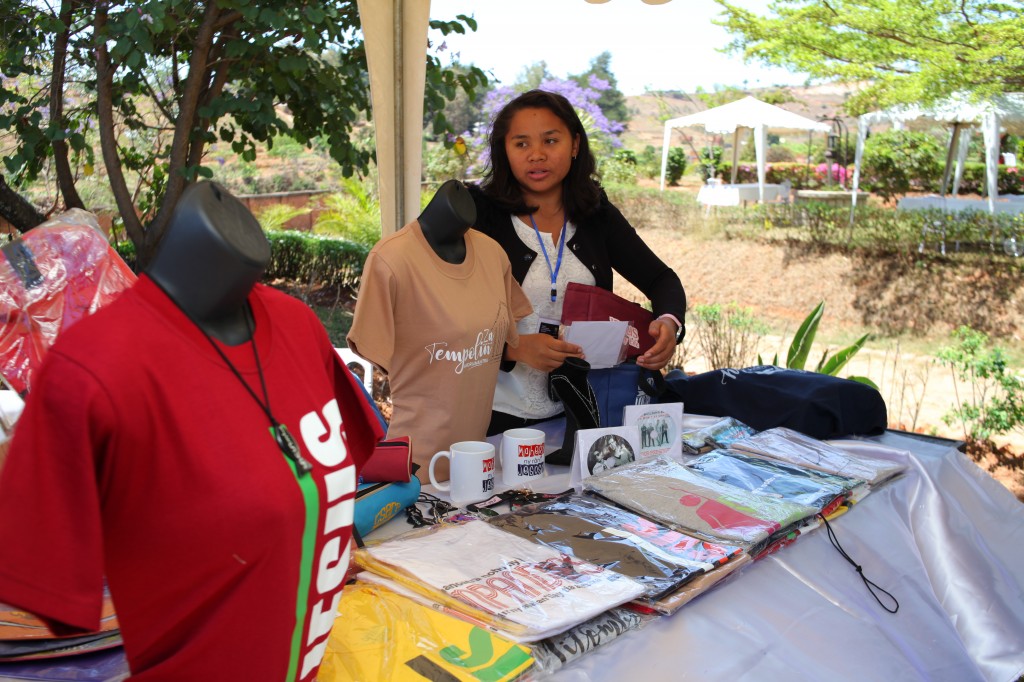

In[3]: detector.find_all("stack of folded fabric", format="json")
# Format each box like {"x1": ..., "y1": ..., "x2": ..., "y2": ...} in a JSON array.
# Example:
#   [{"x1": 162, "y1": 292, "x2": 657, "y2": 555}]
[
  {"x1": 686, "y1": 449, "x2": 866, "y2": 518},
  {"x1": 584, "y1": 457, "x2": 819, "y2": 558},
  {"x1": 729, "y1": 427, "x2": 905, "y2": 487},
  {"x1": 487, "y1": 494, "x2": 743, "y2": 612},
  {"x1": 354, "y1": 519, "x2": 646, "y2": 643},
  {"x1": 0, "y1": 585, "x2": 123, "y2": 667}
]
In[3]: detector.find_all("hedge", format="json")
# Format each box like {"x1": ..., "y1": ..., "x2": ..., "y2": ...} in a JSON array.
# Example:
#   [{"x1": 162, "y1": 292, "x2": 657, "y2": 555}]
[{"x1": 113, "y1": 230, "x2": 369, "y2": 288}]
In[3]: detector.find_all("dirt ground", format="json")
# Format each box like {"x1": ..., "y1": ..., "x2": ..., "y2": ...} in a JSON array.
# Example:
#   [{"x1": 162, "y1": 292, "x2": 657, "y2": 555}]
[{"x1": 619, "y1": 220, "x2": 1024, "y2": 502}]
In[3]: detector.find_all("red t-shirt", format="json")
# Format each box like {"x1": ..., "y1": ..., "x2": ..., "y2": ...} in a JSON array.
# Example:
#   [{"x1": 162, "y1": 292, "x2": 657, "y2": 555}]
[{"x1": 0, "y1": 276, "x2": 383, "y2": 680}]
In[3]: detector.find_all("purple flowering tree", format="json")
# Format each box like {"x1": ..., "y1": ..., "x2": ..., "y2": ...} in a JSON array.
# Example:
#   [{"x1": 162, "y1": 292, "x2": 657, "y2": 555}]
[{"x1": 458, "y1": 77, "x2": 624, "y2": 178}]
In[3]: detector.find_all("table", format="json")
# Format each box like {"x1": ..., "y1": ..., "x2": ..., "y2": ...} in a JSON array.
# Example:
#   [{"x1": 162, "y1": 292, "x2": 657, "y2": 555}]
[
  {"x1": 5, "y1": 423, "x2": 1023, "y2": 681},
  {"x1": 898, "y1": 195, "x2": 1024, "y2": 216},
  {"x1": 405, "y1": 421, "x2": 1024, "y2": 682},
  {"x1": 697, "y1": 183, "x2": 789, "y2": 210}
]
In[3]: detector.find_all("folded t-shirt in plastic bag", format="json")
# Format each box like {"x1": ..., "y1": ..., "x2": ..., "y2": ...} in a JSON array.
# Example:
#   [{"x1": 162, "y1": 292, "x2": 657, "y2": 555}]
[
  {"x1": 687, "y1": 449, "x2": 864, "y2": 514},
  {"x1": 488, "y1": 494, "x2": 741, "y2": 604},
  {"x1": 730, "y1": 427, "x2": 905, "y2": 486},
  {"x1": 584, "y1": 457, "x2": 818, "y2": 554},
  {"x1": 356, "y1": 520, "x2": 645, "y2": 642}
]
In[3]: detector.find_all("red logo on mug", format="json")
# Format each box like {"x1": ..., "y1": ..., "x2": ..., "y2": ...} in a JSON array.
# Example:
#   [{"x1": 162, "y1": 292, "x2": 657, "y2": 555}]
[
  {"x1": 482, "y1": 457, "x2": 495, "y2": 473},
  {"x1": 518, "y1": 443, "x2": 545, "y2": 459}
]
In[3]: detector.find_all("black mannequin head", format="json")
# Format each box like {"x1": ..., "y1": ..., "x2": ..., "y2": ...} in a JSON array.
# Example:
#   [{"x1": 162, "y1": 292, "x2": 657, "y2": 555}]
[
  {"x1": 146, "y1": 182, "x2": 271, "y2": 344},
  {"x1": 418, "y1": 179, "x2": 477, "y2": 264}
]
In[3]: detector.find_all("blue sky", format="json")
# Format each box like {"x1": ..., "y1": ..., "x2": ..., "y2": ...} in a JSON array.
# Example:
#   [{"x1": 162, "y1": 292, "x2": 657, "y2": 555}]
[{"x1": 428, "y1": 0, "x2": 811, "y2": 96}]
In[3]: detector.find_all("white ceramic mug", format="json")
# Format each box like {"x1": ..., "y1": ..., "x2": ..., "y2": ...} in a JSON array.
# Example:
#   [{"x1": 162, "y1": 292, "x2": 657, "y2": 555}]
[
  {"x1": 429, "y1": 441, "x2": 496, "y2": 506},
  {"x1": 501, "y1": 427, "x2": 547, "y2": 486}
]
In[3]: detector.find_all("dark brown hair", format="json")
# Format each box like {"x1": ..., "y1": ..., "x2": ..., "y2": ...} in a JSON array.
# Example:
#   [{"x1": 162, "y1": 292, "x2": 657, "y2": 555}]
[{"x1": 480, "y1": 89, "x2": 601, "y2": 222}]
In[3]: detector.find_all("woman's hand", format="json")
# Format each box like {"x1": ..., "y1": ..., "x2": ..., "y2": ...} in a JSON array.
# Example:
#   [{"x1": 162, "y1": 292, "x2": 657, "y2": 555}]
[
  {"x1": 637, "y1": 318, "x2": 678, "y2": 370},
  {"x1": 506, "y1": 333, "x2": 584, "y2": 372}
]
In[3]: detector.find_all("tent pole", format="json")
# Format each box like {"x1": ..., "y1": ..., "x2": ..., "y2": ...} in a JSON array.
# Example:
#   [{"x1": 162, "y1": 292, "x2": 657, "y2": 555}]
[
  {"x1": 730, "y1": 129, "x2": 741, "y2": 184},
  {"x1": 940, "y1": 123, "x2": 960, "y2": 197}
]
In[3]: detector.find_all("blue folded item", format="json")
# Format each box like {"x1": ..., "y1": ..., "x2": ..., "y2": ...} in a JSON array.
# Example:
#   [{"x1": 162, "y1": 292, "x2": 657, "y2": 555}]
[{"x1": 354, "y1": 477, "x2": 420, "y2": 538}]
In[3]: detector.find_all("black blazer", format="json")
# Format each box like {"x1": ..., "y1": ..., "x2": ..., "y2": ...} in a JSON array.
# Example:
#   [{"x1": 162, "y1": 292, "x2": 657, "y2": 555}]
[{"x1": 467, "y1": 184, "x2": 687, "y2": 334}]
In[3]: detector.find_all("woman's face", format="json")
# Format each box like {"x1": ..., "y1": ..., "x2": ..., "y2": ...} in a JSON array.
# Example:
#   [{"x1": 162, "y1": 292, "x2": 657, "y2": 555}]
[{"x1": 503, "y1": 106, "x2": 580, "y2": 204}]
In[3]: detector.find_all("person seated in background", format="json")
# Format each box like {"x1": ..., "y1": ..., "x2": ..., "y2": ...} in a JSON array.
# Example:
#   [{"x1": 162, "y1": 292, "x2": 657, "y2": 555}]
[{"x1": 467, "y1": 89, "x2": 687, "y2": 436}]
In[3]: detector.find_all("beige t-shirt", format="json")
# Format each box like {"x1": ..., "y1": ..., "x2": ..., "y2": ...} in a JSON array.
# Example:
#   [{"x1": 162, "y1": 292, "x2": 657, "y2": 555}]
[{"x1": 347, "y1": 222, "x2": 532, "y2": 480}]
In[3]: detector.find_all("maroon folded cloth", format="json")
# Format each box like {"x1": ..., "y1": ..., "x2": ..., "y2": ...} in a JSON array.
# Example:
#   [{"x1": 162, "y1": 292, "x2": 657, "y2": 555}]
[
  {"x1": 360, "y1": 436, "x2": 412, "y2": 483},
  {"x1": 560, "y1": 282, "x2": 655, "y2": 358}
]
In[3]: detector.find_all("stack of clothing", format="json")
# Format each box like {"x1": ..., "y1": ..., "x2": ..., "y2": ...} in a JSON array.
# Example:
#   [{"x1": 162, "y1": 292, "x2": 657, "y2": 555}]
[{"x1": 488, "y1": 494, "x2": 744, "y2": 613}]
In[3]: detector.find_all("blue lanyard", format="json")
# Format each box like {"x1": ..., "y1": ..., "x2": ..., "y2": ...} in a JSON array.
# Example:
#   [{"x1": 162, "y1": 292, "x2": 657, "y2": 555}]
[{"x1": 529, "y1": 212, "x2": 568, "y2": 302}]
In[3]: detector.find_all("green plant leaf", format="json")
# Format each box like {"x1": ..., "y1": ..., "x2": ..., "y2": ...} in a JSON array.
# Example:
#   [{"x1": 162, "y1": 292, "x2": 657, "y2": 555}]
[
  {"x1": 820, "y1": 333, "x2": 870, "y2": 376},
  {"x1": 787, "y1": 301, "x2": 824, "y2": 370},
  {"x1": 846, "y1": 375, "x2": 879, "y2": 390}
]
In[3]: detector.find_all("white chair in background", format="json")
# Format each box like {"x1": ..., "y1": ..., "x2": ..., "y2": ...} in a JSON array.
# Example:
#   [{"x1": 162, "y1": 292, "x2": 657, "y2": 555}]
[{"x1": 335, "y1": 347, "x2": 374, "y2": 394}]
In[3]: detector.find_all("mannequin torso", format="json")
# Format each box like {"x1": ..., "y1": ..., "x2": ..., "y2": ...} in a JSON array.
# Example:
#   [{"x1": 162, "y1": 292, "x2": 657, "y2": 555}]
[
  {"x1": 417, "y1": 179, "x2": 477, "y2": 264},
  {"x1": 145, "y1": 181, "x2": 271, "y2": 345}
]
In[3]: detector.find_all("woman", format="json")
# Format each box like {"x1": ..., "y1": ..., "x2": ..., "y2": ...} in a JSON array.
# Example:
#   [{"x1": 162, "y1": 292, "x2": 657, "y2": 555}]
[{"x1": 469, "y1": 89, "x2": 686, "y2": 435}]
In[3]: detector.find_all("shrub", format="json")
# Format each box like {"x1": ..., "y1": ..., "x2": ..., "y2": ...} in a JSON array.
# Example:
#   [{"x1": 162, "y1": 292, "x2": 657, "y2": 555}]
[
  {"x1": 255, "y1": 204, "x2": 311, "y2": 232},
  {"x1": 860, "y1": 130, "x2": 944, "y2": 201},
  {"x1": 697, "y1": 146, "x2": 723, "y2": 182},
  {"x1": 664, "y1": 147, "x2": 688, "y2": 186},
  {"x1": 690, "y1": 302, "x2": 769, "y2": 369},
  {"x1": 313, "y1": 178, "x2": 382, "y2": 247},
  {"x1": 264, "y1": 230, "x2": 368, "y2": 289},
  {"x1": 937, "y1": 326, "x2": 1024, "y2": 441},
  {"x1": 600, "y1": 149, "x2": 639, "y2": 186}
]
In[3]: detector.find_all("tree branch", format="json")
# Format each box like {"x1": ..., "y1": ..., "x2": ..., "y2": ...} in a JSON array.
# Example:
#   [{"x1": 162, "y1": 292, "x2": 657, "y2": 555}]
[
  {"x1": 50, "y1": 0, "x2": 85, "y2": 211},
  {"x1": 147, "y1": 1, "x2": 223, "y2": 251},
  {"x1": 95, "y1": 4, "x2": 144, "y2": 252}
]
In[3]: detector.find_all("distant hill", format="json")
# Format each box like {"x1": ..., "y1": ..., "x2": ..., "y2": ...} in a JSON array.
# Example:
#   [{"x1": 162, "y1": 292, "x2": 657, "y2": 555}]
[{"x1": 622, "y1": 83, "x2": 865, "y2": 151}]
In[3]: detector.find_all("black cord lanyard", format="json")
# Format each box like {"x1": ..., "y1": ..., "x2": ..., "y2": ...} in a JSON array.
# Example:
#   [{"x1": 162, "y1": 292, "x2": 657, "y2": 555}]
[
  {"x1": 819, "y1": 512, "x2": 899, "y2": 613},
  {"x1": 195, "y1": 303, "x2": 314, "y2": 475}
]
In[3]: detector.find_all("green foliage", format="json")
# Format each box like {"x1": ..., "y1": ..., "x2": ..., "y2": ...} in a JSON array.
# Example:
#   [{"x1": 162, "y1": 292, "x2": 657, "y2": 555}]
[
  {"x1": 264, "y1": 229, "x2": 368, "y2": 289},
  {"x1": 0, "y1": 1, "x2": 484, "y2": 263},
  {"x1": 570, "y1": 51, "x2": 629, "y2": 124},
  {"x1": 762, "y1": 301, "x2": 875, "y2": 387},
  {"x1": 860, "y1": 131, "x2": 944, "y2": 201},
  {"x1": 937, "y1": 326, "x2": 1024, "y2": 440},
  {"x1": 691, "y1": 302, "x2": 769, "y2": 369},
  {"x1": 714, "y1": 0, "x2": 1024, "y2": 114},
  {"x1": 664, "y1": 147, "x2": 689, "y2": 186},
  {"x1": 255, "y1": 204, "x2": 311, "y2": 233},
  {"x1": 636, "y1": 145, "x2": 663, "y2": 180},
  {"x1": 697, "y1": 146, "x2": 724, "y2": 182},
  {"x1": 599, "y1": 150, "x2": 638, "y2": 186},
  {"x1": 312, "y1": 178, "x2": 381, "y2": 247},
  {"x1": 693, "y1": 85, "x2": 747, "y2": 110}
]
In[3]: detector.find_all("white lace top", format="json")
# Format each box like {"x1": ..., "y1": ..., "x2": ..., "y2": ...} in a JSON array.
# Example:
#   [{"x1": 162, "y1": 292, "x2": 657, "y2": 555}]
[{"x1": 492, "y1": 215, "x2": 596, "y2": 419}]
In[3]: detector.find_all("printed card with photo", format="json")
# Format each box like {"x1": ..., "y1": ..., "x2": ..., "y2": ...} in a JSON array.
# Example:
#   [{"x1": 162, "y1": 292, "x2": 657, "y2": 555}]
[
  {"x1": 570, "y1": 425, "x2": 643, "y2": 490},
  {"x1": 623, "y1": 401, "x2": 684, "y2": 461}
]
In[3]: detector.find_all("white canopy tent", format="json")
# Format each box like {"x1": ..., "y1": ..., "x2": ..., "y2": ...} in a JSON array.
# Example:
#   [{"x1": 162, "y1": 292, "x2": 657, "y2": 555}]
[
  {"x1": 659, "y1": 96, "x2": 829, "y2": 202},
  {"x1": 851, "y1": 93, "x2": 1024, "y2": 214}
]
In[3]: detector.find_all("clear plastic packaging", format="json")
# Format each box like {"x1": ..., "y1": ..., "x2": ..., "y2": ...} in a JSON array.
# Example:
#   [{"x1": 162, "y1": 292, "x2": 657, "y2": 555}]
[
  {"x1": 0, "y1": 211, "x2": 136, "y2": 395},
  {"x1": 730, "y1": 427, "x2": 906, "y2": 486},
  {"x1": 687, "y1": 448, "x2": 864, "y2": 513},
  {"x1": 680, "y1": 416, "x2": 757, "y2": 455},
  {"x1": 584, "y1": 456, "x2": 818, "y2": 555},
  {"x1": 487, "y1": 494, "x2": 742, "y2": 604},
  {"x1": 355, "y1": 519, "x2": 645, "y2": 643}
]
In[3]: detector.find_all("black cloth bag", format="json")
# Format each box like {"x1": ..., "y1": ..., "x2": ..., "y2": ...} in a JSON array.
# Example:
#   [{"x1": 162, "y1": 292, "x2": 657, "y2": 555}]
[{"x1": 662, "y1": 365, "x2": 887, "y2": 439}]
